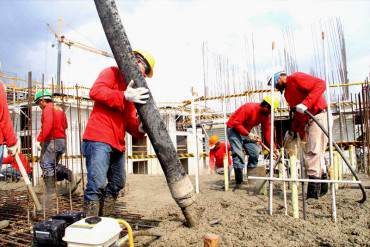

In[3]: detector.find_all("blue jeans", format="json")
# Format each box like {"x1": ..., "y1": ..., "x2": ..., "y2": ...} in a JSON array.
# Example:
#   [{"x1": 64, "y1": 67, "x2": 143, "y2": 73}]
[
  {"x1": 82, "y1": 141, "x2": 125, "y2": 202},
  {"x1": 227, "y1": 128, "x2": 261, "y2": 169},
  {"x1": 41, "y1": 139, "x2": 66, "y2": 176},
  {"x1": 0, "y1": 145, "x2": 3, "y2": 164}
]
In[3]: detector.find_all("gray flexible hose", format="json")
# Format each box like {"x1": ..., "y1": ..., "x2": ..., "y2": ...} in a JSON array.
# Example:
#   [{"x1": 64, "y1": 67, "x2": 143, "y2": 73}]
[{"x1": 304, "y1": 110, "x2": 366, "y2": 203}]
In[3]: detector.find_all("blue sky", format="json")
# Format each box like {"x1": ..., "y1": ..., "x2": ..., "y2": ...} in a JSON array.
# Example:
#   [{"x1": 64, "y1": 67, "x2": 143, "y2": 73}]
[{"x1": 0, "y1": 0, "x2": 369, "y2": 101}]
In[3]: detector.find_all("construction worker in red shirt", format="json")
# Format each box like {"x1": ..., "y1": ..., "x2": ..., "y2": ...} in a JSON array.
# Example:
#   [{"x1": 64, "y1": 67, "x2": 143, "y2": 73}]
[
  {"x1": 1, "y1": 151, "x2": 32, "y2": 181},
  {"x1": 208, "y1": 135, "x2": 232, "y2": 176},
  {"x1": 82, "y1": 50, "x2": 155, "y2": 217},
  {"x1": 227, "y1": 96, "x2": 279, "y2": 191},
  {"x1": 271, "y1": 71, "x2": 329, "y2": 199},
  {"x1": 34, "y1": 89, "x2": 78, "y2": 195},
  {"x1": 0, "y1": 81, "x2": 21, "y2": 166}
]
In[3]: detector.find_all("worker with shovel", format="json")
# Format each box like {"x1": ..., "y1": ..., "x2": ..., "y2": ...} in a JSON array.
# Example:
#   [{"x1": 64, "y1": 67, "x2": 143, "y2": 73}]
[
  {"x1": 270, "y1": 71, "x2": 329, "y2": 199},
  {"x1": 0, "y1": 81, "x2": 21, "y2": 229},
  {"x1": 35, "y1": 89, "x2": 79, "y2": 196},
  {"x1": 226, "y1": 96, "x2": 279, "y2": 191},
  {"x1": 82, "y1": 50, "x2": 155, "y2": 217}
]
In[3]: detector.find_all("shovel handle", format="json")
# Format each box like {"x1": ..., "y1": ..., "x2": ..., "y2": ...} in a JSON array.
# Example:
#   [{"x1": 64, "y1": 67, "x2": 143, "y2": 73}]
[{"x1": 14, "y1": 154, "x2": 42, "y2": 211}]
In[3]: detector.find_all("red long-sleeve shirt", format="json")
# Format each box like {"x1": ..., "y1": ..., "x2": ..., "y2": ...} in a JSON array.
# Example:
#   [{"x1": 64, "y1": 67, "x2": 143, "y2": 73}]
[
  {"x1": 83, "y1": 67, "x2": 144, "y2": 152},
  {"x1": 209, "y1": 142, "x2": 232, "y2": 170},
  {"x1": 2, "y1": 153, "x2": 32, "y2": 174},
  {"x1": 0, "y1": 82, "x2": 17, "y2": 147},
  {"x1": 37, "y1": 103, "x2": 68, "y2": 142},
  {"x1": 226, "y1": 103, "x2": 272, "y2": 147},
  {"x1": 284, "y1": 72, "x2": 327, "y2": 138}
]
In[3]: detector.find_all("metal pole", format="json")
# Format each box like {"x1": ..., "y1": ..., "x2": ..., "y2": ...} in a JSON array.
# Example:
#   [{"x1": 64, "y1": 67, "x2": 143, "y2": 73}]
[
  {"x1": 268, "y1": 41, "x2": 276, "y2": 215},
  {"x1": 299, "y1": 145, "x2": 307, "y2": 220},
  {"x1": 56, "y1": 18, "x2": 62, "y2": 93},
  {"x1": 322, "y1": 31, "x2": 337, "y2": 222},
  {"x1": 75, "y1": 84, "x2": 85, "y2": 190}
]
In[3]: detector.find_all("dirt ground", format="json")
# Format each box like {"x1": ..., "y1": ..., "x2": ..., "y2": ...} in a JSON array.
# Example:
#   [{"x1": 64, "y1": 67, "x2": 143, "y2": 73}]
[{"x1": 123, "y1": 174, "x2": 370, "y2": 247}]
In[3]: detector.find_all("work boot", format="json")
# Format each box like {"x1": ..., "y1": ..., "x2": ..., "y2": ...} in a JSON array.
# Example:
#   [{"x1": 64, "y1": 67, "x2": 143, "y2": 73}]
[
  {"x1": 233, "y1": 168, "x2": 243, "y2": 192},
  {"x1": 44, "y1": 176, "x2": 56, "y2": 195},
  {"x1": 320, "y1": 173, "x2": 329, "y2": 197},
  {"x1": 83, "y1": 201, "x2": 100, "y2": 217},
  {"x1": 102, "y1": 196, "x2": 116, "y2": 217},
  {"x1": 307, "y1": 176, "x2": 321, "y2": 199},
  {"x1": 247, "y1": 166, "x2": 266, "y2": 195}
]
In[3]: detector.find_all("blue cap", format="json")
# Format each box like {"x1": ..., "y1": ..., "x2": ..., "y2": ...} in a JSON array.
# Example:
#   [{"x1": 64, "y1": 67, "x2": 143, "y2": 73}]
[{"x1": 268, "y1": 71, "x2": 286, "y2": 88}]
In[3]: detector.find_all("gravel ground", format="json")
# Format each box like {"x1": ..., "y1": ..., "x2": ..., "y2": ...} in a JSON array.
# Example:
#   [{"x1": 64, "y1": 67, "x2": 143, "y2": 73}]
[{"x1": 124, "y1": 174, "x2": 370, "y2": 247}]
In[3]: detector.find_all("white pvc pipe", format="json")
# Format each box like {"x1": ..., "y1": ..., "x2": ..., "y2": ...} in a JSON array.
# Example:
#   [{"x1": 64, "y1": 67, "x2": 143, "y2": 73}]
[
  {"x1": 191, "y1": 94, "x2": 200, "y2": 194},
  {"x1": 248, "y1": 176, "x2": 362, "y2": 184},
  {"x1": 222, "y1": 97, "x2": 229, "y2": 191}
]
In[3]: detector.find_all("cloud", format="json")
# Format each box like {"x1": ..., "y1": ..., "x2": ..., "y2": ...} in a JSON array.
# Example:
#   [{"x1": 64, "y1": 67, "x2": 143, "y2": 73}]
[{"x1": 2, "y1": 0, "x2": 369, "y2": 102}]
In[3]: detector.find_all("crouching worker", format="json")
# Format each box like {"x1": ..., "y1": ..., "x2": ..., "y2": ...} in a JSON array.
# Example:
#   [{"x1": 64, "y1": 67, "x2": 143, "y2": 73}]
[
  {"x1": 34, "y1": 90, "x2": 79, "y2": 195},
  {"x1": 208, "y1": 135, "x2": 232, "y2": 178},
  {"x1": 2, "y1": 151, "x2": 32, "y2": 181},
  {"x1": 226, "y1": 96, "x2": 279, "y2": 191},
  {"x1": 82, "y1": 50, "x2": 155, "y2": 217}
]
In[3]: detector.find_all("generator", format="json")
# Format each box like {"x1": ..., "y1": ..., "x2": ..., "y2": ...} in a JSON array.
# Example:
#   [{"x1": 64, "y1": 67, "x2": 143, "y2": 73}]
[
  {"x1": 33, "y1": 211, "x2": 85, "y2": 247},
  {"x1": 33, "y1": 213, "x2": 133, "y2": 247},
  {"x1": 63, "y1": 217, "x2": 123, "y2": 247}
]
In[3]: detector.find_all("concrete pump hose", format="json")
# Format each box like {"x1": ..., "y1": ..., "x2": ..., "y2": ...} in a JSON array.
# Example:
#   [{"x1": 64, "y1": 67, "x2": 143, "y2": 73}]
[{"x1": 304, "y1": 110, "x2": 367, "y2": 203}]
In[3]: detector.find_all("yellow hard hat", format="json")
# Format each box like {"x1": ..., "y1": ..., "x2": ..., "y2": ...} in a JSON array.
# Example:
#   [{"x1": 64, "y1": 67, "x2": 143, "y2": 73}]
[
  {"x1": 133, "y1": 50, "x2": 155, "y2": 78},
  {"x1": 262, "y1": 93, "x2": 280, "y2": 109},
  {"x1": 208, "y1": 135, "x2": 219, "y2": 148}
]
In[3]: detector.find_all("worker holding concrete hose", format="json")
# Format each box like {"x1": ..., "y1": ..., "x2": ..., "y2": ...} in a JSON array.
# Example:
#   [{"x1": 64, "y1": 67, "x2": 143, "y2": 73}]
[
  {"x1": 35, "y1": 90, "x2": 79, "y2": 195},
  {"x1": 226, "y1": 96, "x2": 279, "y2": 191},
  {"x1": 208, "y1": 135, "x2": 232, "y2": 176},
  {"x1": 270, "y1": 71, "x2": 329, "y2": 199},
  {"x1": 0, "y1": 81, "x2": 21, "y2": 229},
  {"x1": 82, "y1": 50, "x2": 155, "y2": 217}
]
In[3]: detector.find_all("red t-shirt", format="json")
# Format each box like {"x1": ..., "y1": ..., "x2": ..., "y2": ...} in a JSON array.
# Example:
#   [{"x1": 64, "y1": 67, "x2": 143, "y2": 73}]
[
  {"x1": 227, "y1": 103, "x2": 272, "y2": 147},
  {"x1": 284, "y1": 72, "x2": 327, "y2": 138},
  {"x1": 37, "y1": 103, "x2": 68, "y2": 142},
  {"x1": 209, "y1": 142, "x2": 232, "y2": 169},
  {"x1": 2, "y1": 153, "x2": 32, "y2": 174},
  {"x1": 83, "y1": 67, "x2": 144, "y2": 152},
  {"x1": 0, "y1": 82, "x2": 17, "y2": 146}
]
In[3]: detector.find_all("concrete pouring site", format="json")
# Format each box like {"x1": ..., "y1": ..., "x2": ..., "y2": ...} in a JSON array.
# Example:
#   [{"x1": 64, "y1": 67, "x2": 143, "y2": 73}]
[{"x1": 0, "y1": 1, "x2": 369, "y2": 246}]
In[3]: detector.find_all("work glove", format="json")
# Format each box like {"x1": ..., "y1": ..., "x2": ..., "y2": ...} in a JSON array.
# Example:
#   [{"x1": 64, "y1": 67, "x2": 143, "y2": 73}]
[
  {"x1": 138, "y1": 122, "x2": 145, "y2": 134},
  {"x1": 36, "y1": 141, "x2": 42, "y2": 151},
  {"x1": 284, "y1": 131, "x2": 295, "y2": 144},
  {"x1": 8, "y1": 139, "x2": 21, "y2": 156},
  {"x1": 295, "y1": 103, "x2": 308, "y2": 114},
  {"x1": 124, "y1": 80, "x2": 150, "y2": 104},
  {"x1": 247, "y1": 132, "x2": 260, "y2": 142}
]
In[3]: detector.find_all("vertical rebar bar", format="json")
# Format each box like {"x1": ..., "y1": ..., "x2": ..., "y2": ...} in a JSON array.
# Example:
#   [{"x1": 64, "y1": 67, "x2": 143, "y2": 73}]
[
  {"x1": 75, "y1": 84, "x2": 85, "y2": 191},
  {"x1": 322, "y1": 31, "x2": 337, "y2": 223},
  {"x1": 268, "y1": 41, "x2": 276, "y2": 216}
]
